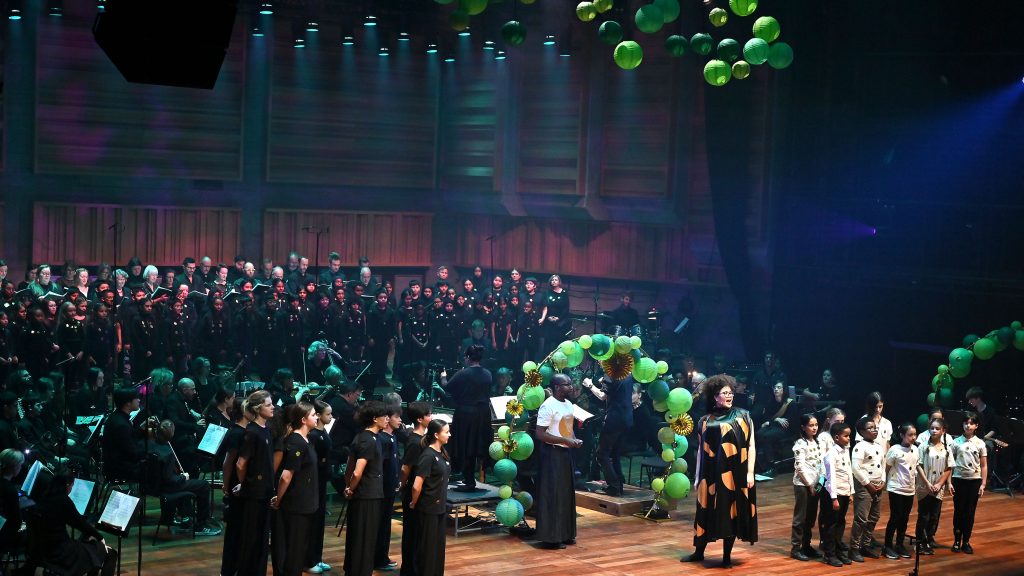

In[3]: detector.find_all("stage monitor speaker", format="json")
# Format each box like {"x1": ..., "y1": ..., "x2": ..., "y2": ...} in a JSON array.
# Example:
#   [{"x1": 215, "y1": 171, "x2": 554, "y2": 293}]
[{"x1": 93, "y1": 0, "x2": 238, "y2": 89}]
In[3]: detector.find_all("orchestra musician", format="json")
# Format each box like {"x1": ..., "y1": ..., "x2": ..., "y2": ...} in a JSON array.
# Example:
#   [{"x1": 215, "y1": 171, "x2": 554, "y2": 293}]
[
  {"x1": 149, "y1": 420, "x2": 221, "y2": 536},
  {"x1": 164, "y1": 377, "x2": 207, "y2": 475}
]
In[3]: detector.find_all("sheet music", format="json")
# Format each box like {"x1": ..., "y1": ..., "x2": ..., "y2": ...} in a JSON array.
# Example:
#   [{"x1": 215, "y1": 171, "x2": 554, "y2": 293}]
[
  {"x1": 490, "y1": 395, "x2": 519, "y2": 420},
  {"x1": 572, "y1": 404, "x2": 595, "y2": 423},
  {"x1": 198, "y1": 423, "x2": 229, "y2": 455},
  {"x1": 0, "y1": 515, "x2": 5, "y2": 531},
  {"x1": 99, "y1": 491, "x2": 139, "y2": 533},
  {"x1": 69, "y1": 478, "x2": 95, "y2": 515},
  {"x1": 20, "y1": 460, "x2": 46, "y2": 496},
  {"x1": 75, "y1": 415, "x2": 103, "y2": 426},
  {"x1": 129, "y1": 409, "x2": 141, "y2": 422}
]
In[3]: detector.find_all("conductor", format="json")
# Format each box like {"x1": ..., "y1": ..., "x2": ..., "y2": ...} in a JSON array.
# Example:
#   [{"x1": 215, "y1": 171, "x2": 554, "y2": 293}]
[{"x1": 441, "y1": 345, "x2": 493, "y2": 492}]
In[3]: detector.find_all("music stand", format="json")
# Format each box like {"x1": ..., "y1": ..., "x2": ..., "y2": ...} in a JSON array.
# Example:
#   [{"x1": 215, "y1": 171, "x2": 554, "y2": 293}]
[{"x1": 97, "y1": 490, "x2": 141, "y2": 576}]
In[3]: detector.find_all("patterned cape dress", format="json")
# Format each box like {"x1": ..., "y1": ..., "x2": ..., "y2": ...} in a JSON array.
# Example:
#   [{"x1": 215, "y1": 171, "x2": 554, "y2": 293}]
[{"x1": 692, "y1": 407, "x2": 759, "y2": 544}]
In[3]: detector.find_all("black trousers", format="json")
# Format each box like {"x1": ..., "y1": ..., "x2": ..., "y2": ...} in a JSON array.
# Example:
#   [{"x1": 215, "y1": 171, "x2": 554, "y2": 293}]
[
  {"x1": 952, "y1": 477, "x2": 982, "y2": 543},
  {"x1": 220, "y1": 495, "x2": 242, "y2": 576},
  {"x1": 374, "y1": 491, "x2": 397, "y2": 567},
  {"x1": 415, "y1": 511, "x2": 447, "y2": 576},
  {"x1": 399, "y1": 492, "x2": 418, "y2": 576},
  {"x1": 280, "y1": 511, "x2": 314, "y2": 576},
  {"x1": 344, "y1": 498, "x2": 382, "y2": 576},
  {"x1": 235, "y1": 497, "x2": 271, "y2": 576},
  {"x1": 916, "y1": 495, "x2": 942, "y2": 542},
  {"x1": 791, "y1": 485, "x2": 819, "y2": 549},
  {"x1": 596, "y1": 425, "x2": 630, "y2": 492},
  {"x1": 818, "y1": 492, "x2": 850, "y2": 557},
  {"x1": 305, "y1": 478, "x2": 328, "y2": 568},
  {"x1": 885, "y1": 492, "x2": 914, "y2": 547}
]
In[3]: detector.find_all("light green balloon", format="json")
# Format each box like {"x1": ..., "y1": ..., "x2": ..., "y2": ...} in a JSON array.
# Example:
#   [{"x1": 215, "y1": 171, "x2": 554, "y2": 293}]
[
  {"x1": 579, "y1": 334, "x2": 593, "y2": 349},
  {"x1": 664, "y1": 472, "x2": 691, "y2": 498},
  {"x1": 656, "y1": 360, "x2": 669, "y2": 375},
  {"x1": 459, "y1": 0, "x2": 488, "y2": 16},
  {"x1": 522, "y1": 361, "x2": 537, "y2": 373},
  {"x1": 498, "y1": 425, "x2": 511, "y2": 440},
  {"x1": 489, "y1": 441, "x2": 506, "y2": 461},
  {"x1": 560, "y1": 340, "x2": 577, "y2": 356},
  {"x1": 709, "y1": 7, "x2": 728, "y2": 27},
  {"x1": 651, "y1": 477, "x2": 665, "y2": 493},
  {"x1": 973, "y1": 337, "x2": 996, "y2": 360},
  {"x1": 661, "y1": 448, "x2": 675, "y2": 462},
  {"x1": 732, "y1": 60, "x2": 751, "y2": 79},
  {"x1": 672, "y1": 458, "x2": 688, "y2": 474},
  {"x1": 499, "y1": 484, "x2": 513, "y2": 499},
  {"x1": 551, "y1": 351, "x2": 568, "y2": 369},
  {"x1": 634, "y1": 357, "x2": 658, "y2": 384},
  {"x1": 630, "y1": 335, "x2": 643, "y2": 350},
  {"x1": 576, "y1": 1, "x2": 598, "y2": 22},
  {"x1": 752, "y1": 16, "x2": 780, "y2": 42},
  {"x1": 614, "y1": 335, "x2": 632, "y2": 354},
  {"x1": 729, "y1": 0, "x2": 757, "y2": 16},
  {"x1": 594, "y1": 0, "x2": 613, "y2": 12},
  {"x1": 510, "y1": 431, "x2": 535, "y2": 460},
  {"x1": 657, "y1": 426, "x2": 676, "y2": 444},
  {"x1": 667, "y1": 387, "x2": 693, "y2": 414}
]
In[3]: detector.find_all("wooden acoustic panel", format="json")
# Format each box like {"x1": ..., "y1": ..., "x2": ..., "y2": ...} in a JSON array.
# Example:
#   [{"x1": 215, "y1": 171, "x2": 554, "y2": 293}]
[
  {"x1": 32, "y1": 203, "x2": 241, "y2": 267},
  {"x1": 262, "y1": 210, "x2": 433, "y2": 268}
]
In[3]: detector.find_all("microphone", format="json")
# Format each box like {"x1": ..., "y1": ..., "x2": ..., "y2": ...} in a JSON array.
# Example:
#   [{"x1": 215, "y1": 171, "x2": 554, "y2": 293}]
[
  {"x1": 485, "y1": 235, "x2": 495, "y2": 241},
  {"x1": 302, "y1": 226, "x2": 314, "y2": 231}
]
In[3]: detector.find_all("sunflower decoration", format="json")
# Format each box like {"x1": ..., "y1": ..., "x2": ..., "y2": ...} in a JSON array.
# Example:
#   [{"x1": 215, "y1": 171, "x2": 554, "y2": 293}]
[
  {"x1": 506, "y1": 398, "x2": 524, "y2": 417},
  {"x1": 601, "y1": 352, "x2": 635, "y2": 381},
  {"x1": 524, "y1": 370, "x2": 543, "y2": 387},
  {"x1": 503, "y1": 437, "x2": 519, "y2": 455},
  {"x1": 668, "y1": 412, "x2": 694, "y2": 437}
]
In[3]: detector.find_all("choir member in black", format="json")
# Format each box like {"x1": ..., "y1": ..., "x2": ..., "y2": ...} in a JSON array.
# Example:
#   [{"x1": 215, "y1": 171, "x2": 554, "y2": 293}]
[
  {"x1": 539, "y1": 274, "x2": 571, "y2": 352},
  {"x1": 0, "y1": 448, "x2": 25, "y2": 553},
  {"x1": 287, "y1": 256, "x2": 316, "y2": 294},
  {"x1": 306, "y1": 401, "x2": 334, "y2": 574},
  {"x1": 309, "y1": 292, "x2": 341, "y2": 349},
  {"x1": 25, "y1": 306, "x2": 58, "y2": 380},
  {"x1": 42, "y1": 296, "x2": 60, "y2": 330},
  {"x1": 343, "y1": 401, "x2": 389, "y2": 576},
  {"x1": 402, "y1": 302, "x2": 431, "y2": 366},
  {"x1": 440, "y1": 344, "x2": 493, "y2": 491},
  {"x1": 28, "y1": 264, "x2": 55, "y2": 300},
  {"x1": 521, "y1": 276, "x2": 540, "y2": 310},
  {"x1": 398, "y1": 402, "x2": 432, "y2": 576},
  {"x1": 514, "y1": 299, "x2": 540, "y2": 366},
  {"x1": 234, "y1": 390, "x2": 276, "y2": 576},
  {"x1": 220, "y1": 398, "x2": 248, "y2": 576},
  {"x1": 130, "y1": 299, "x2": 162, "y2": 379},
  {"x1": 460, "y1": 278, "x2": 479, "y2": 312},
  {"x1": 102, "y1": 387, "x2": 147, "y2": 482},
  {"x1": 197, "y1": 296, "x2": 231, "y2": 365},
  {"x1": 491, "y1": 297, "x2": 515, "y2": 368},
  {"x1": 204, "y1": 387, "x2": 236, "y2": 431},
  {"x1": 433, "y1": 300, "x2": 461, "y2": 369},
  {"x1": 85, "y1": 303, "x2": 116, "y2": 378},
  {"x1": 72, "y1": 367, "x2": 107, "y2": 419},
  {"x1": 318, "y1": 251, "x2": 346, "y2": 287},
  {"x1": 150, "y1": 419, "x2": 221, "y2": 535},
  {"x1": 176, "y1": 257, "x2": 203, "y2": 294},
  {"x1": 327, "y1": 378, "x2": 361, "y2": 487},
  {"x1": 270, "y1": 402, "x2": 320, "y2": 576},
  {"x1": 535, "y1": 374, "x2": 583, "y2": 548},
  {"x1": 410, "y1": 419, "x2": 452, "y2": 576},
  {"x1": 209, "y1": 264, "x2": 231, "y2": 294},
  {"x1": 231, "y1": 296, "x2": 257, "y2": 369},
  {"x1": 582, "y1": 374, "x2": 636, "y2": 496},
  {"x1": 757, "y1": 381, "x2": 797, "y2": 476},
  {"x1": 164, "y1": 299, "x2": 192, "y2": 378},
  {"x1": 343, "y1": 299, "x2": 367, "y2": 365},
  {"x1": 0, "y1": 311, "x2": 16, "y2": 384},
  {"x1": 374, "y1": 405, "x2": 402, "y2": 571},
  {"x1": 366, "y1": 289, "x2": 398, "y2": 387},
  {"x1": 283, "y1": 295, "x2": 307, "y2": 377},
  {"x1": 22, "y1": 472, "x2": 118, "y2": 576},
  {"x1": 255, "y1": 296, "x2": 285, "y2": 381}
]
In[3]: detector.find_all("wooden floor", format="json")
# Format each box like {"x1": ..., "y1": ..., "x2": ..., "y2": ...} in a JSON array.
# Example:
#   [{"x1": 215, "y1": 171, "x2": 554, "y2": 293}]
[{"x1": 116, "y1": 478, "x2": 1024, "y2": 576}]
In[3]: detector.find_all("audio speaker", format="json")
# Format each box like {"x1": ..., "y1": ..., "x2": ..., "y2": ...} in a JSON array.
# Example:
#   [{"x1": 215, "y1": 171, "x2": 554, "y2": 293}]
[{"x1": 93, "y1": 0, "x2": 238, "y2": 89}]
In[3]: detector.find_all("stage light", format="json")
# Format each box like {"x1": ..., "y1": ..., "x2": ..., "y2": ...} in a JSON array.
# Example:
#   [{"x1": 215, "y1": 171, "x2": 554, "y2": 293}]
[
  {"x1": 543, "y1": 34, "x2": 556, "y2": 46},
  {"x1": 495, "y1": 50, "x2": 507, "y2": 60},
  {"x1": 96, "y1": 0, "x2": 105, "y2": 12},
  {"x1": 342, "y1": 35, "x2": 355, "y2": 46},
  {"x1": 379, "y1": 46, "x2": 390, "y2": 56},
  {"x1": 426, "y1": 43, "x2": 439, "y2": 54},
  {"x1": 364, "y1": 14, "x2": 377, "y2": 26},
  {"x1": 306, "y1": 20, "x2": 319, "y2": 32},
  {"x1": 292, "y1": 20, "x2": 306, "y2": 48},
  {"x1": 483, "y1": 39, "x2": 495, "y2": 50},
  {"x1": 47, "y1": 0, "x2": 63, "y2": 17},
  {"x1": 8, "y1": 0, "x2": 22, "y2": 20},
  {"x1": 252, "y1": 24, "x2": 265, "y2": 37},
  {"x1": 558, "y1": 28, "x2": 573, "y2": 57},
  {"x1": 444, "y1": 56, "x2": 456, "y2": 63},
  {"x1": 459, "y1": 29, "x2": 471, "y2": 37},
  {"x1": 259, "y1": 2, "x2": 273, "y2": 15},
  {"x1": 398, "y1": 31, "x2": 411, "y2": 41}
]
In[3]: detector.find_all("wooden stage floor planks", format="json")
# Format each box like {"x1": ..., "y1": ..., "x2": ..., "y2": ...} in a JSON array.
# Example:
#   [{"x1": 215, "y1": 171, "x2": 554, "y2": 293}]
[{"x1": 118, "y1": 478, "x2": 1024, "y2": 575}]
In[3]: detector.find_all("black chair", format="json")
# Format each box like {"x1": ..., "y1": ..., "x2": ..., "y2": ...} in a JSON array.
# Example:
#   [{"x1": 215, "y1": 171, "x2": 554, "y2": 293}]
[
  {"x1": 144, "y1": 452, "x2": 196, "y2": 545},
  {"x1": 21, "y1": 508, "x2": 74, "y2": 576}
]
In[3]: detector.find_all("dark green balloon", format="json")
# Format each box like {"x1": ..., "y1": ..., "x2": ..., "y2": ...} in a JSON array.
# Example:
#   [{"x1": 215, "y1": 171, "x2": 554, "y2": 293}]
[
  {"x1": 997, "y1": 326, "x2": 1015, "y2": 346},
  {"x1": 598, "y1": 20, "x2": 623, "y2": 45},
  {"x1": 717, "y1": 38, "x2": 741, "y2": 62},
  {"x1": 648, "y1": 379, "x2": 670, "y2": 402},
  {"x1": 665, "y1": 34, "x2": 688, "y2": 57},
  {"x1": 916, "y1": 413, "x2": 930, "y2": 431},
  {"x1": 962, "y1": 334, "x2": 979, "y2": 347},
  {"x1": 501, "y1": 20, "x2": 527, "y2": 46},
  {"x1": 690, "y1": 33, "x2": 713, "y2": 55},
  {"x1": 938, "y1": 387, "x2": 954, "y2": 408}
]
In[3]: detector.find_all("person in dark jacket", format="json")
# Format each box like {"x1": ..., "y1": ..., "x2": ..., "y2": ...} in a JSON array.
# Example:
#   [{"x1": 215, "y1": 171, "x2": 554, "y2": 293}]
[{"x1": 583, "y1": 375, "x2": 636, "y2": 496}]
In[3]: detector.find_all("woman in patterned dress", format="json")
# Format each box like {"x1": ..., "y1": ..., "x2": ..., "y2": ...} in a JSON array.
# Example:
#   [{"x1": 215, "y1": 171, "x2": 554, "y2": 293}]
[{"x1": 681, "y1": 374, "x2": 758, "y2": 568}]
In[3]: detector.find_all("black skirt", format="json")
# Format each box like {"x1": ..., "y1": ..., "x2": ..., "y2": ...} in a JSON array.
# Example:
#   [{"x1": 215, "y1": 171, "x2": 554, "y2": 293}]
[
  {"x1": 415, "y1": 510, "x2": 447, "y2": 576},
  {"x1": 450, "y1": 404, "x2": 492, "y2": 466},
  {"x1": 344, "y1": 498, "x2": 382, "y2": 576},
  {"x1": 534, "y1": 442, "x2": 576, "y2": 544}
]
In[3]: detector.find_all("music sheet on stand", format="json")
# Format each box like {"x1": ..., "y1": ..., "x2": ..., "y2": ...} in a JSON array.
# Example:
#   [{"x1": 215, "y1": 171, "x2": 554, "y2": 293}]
[
  {"x1": 20, "y1": 460, "x2": 45, "y2": 496},
  {"x1": 99, "y1": 491, "x2": 139, "y2": 533},
  {"x1": 198, "y1": 423, "x2": 229, "y2": 455},
  {"x1": 69, "y1": 478, "x2": 96, "y2": 515}
]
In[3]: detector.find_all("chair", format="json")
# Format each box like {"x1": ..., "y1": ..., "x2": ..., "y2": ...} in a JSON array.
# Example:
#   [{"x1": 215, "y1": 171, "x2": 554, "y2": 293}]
[
  {"x1": 624, "y1": 449, "x2": 655, "y2": 487},
  {"x1": 144, "y1": 452, "x2": 196, "y2": 545},
  {"x1": 639, "y1": 456, "x2": 669, "y2": 487}
]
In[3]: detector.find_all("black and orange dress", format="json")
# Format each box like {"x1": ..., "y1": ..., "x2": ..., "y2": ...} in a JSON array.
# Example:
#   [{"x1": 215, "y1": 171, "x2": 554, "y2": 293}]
[{"x1": 692, "y1": 407, "x2": 758, "y2": 545}]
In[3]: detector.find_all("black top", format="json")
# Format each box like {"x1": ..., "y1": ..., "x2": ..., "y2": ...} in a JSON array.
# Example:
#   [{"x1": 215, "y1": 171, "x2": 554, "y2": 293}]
[
  {"x1": 222, "y1": 422, "x2": 247, "y2": 489},
  {"x1": 350, "y1": 429, "x2": 384, "y2": 500},
  {"x1": 977, "y1": 404, "x2": 999, "y2": 438},
  {"x1": 280, "y1": 432, "x2": 319, "y2": 514},
  {"x1": 328, "y1": 397, "x2": 360, "y2": 464},
  {"x1": 378, "y1": 430, "x2": 400, "y2": 494},
  {"x1": 0, "y1": 477, "x2": 21, "y2": 547},
  {"x1": 102, "y1": 410, "x2": 143, "y2": 481},
  {"x1": 309, "y1": 428, "x2": 333, "y2": 480},
  {"x1": 238, "y1": 422, "x2": 275, "y2": 500},
  {"x1": 603, "y1": 376, "x2": 636, "y2": 430},
  {"x1": 29, "y1": 491, "x2": 102, "y2": 547},
  {"x1": 414, "y1": 446, "x2": 451, "y2": 515},
  {"x1": 543, "y1": 290, "x2": 570, "y2": 320},
  {"x1": 446, "y1": 366, "x2": 493, "y2": 407},
  {"x1": 402, "y1": 432, "x2": 425, "y2": 498}
]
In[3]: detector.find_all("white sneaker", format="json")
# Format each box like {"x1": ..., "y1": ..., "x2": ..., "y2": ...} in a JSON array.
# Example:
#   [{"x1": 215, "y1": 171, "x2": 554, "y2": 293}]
[
  {"x1": 304, "y1": 566, "x2": 323, "y2": 574},
  {"x1": 317, "y1": 562, "x2": 332, "y2": 571}
]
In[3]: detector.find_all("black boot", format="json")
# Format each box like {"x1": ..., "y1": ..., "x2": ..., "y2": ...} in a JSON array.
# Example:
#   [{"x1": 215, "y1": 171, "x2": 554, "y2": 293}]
[
  {"x1": 722, "y1": 537, "x2": 735, "y2": 568},
  {"x1": 681, "y1": 541, "x2": 707, "y2": 563}
]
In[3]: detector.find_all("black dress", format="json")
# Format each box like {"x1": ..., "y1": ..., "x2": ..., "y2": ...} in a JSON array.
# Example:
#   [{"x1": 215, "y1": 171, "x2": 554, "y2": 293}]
[
  {"x1": 535, "y1": 397, "x2": 577, "y2": 545},
  {"x1": 345, "y1": 429, "x2": 384, "y2": 576},
  {"x1": 445, "y1": 365, "x2": 493, "y2": 489},
  {"x1": 220, "y1": 422, "x2": 247, "y2": 576},
  {"x1": 399, "y1": 432, "x2": 425, "y2": 576},
  {"x1": 279, "y1": 432, "x2": 319, "y2": 576},
  {"x1": 692, "y1": 408, "x2": 758, "y2": 545},
  {"x1": 235, "y1": 421, "x2": 275, "y2": 576},
  {"x1": 306, "y1": 427, "x2": 333, "y2": 568},
  {"x1": 414, "y1": 446, "x2": 451, "y2": 576}
]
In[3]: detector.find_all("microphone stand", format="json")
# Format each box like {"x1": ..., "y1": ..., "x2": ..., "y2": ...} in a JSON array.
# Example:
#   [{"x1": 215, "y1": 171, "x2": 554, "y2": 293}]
[
  {"x1": 137, "y1": 372, "x2": 154, "y2": 576},
  {"x1": 592, "y1": 281, "x2": 600, "y2": 335}
]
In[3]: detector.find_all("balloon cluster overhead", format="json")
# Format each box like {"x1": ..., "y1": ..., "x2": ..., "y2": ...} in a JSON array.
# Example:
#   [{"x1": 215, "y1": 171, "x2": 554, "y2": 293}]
[
  {"x1": 920, "y1": 320, "x2": 1024, "y2": 431},
  {"x1": 439, "y1": 0, "x2": 792, "y2": 83}
]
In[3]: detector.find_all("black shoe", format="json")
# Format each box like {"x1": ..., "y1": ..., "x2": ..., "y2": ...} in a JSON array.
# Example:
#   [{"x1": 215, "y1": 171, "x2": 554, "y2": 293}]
[
  {"x1": 563, "y1": 539, "x2": 576, "y2": 545},
  {"x1": 605, "y1": 487, "x2": 623, "y2": 497},
  {"x1": 824, "y1": 556, "x2": 843, "y2": 567},
  {"x1": 721, "y1": 559, "x2": 733, "y2": 569},
  {"x1": 860, "y1": 547, "x2": 880, "y2": 559},
  {"x1": 868, "y1": 538, "x2": 882, "y2": 549},
  {"x1": 680, "y1": 553, "x2": 704, "y2": 563},
  {"x1": 951, "y1": 541, "x2": 961, "y2": 553},
  {"x1": 962, "y1": 542, "x2": 974, "y2": 554},
  {"x1": 452, "y1": 485, "x2": 478, "y2": 493},
  {"x1": 540, "y1": 542, "x2": 566, "y2": 550},
  {"x1": 927, "y1": 537, "x2": 939, "y2": 548},
  {"x1": 838, "y1": 554, "x2": 852, "y2": 565},
  {"x1": 896, "y1": 545, "x2": 911, "y2": 558},
  {"x1": 848, "y1": 550, "x2": 864, "y2": 563},
  {"x1": 883, "y1": 546, "x2": 900, "y2": 560},
  {"x1": 373, "y1": 561, "x2": 398, "y2": 571},
  {"x1": 802, "y1": 547, "x2": 822, "y2": 559},
  {"x1": 790, "y1": 548, "x2": 809, "y2": 561},
  {"x1": 921, "y1": 544, "x2": 934, "y2": 556}
]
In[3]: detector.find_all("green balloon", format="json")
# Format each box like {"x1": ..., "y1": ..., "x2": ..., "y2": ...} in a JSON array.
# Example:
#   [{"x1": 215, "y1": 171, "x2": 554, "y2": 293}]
[
  {"x1": 927, "y1": 392, "x2": 936, "y2": 407},
  {"x1": 704, "y1": 59, "x2": 732, "y2": 86},
  {"x1": 752, "y1": 16, "x2": 780, "y2": 42},
  {"x1": 690, "y1": 33, "x2": 714, "y2": 55},
  {"x1": 576, "y1": 1, "x2": 598, "y2": 22},
  {"x1": 729, "y1": 0, "x2": 757, "y2": 17},
  {"x1": 938, "y1": 387, "x2": 954, "y2": 408},
  {"x1": 916, "y1": 413, "x2": 930, "y2": 431},
  {"x1": 449, "y1": 9, "x2": 470, "y2": 31},
  {"x1": 593, "y1": 0, "x2": 613, "y2": 12},
  {"x1": 709, "y1": 7, "x2": 728, "y2": 27},
  {"x1": 539, "y1": 364, "x2": 554, "y2": 386},
  {"x1": 962, "y1": 334, "x2": 979, "y2": 347},
  {"x1": 717, "y1": 38, "x2": 741, "y2": 62},
  {"x1": 566, "y1": 342, "x2": 584, "y2": 368},
  {"x1": 515, "y1": 490, "x2": 534, "y2": 510},
  {"x1": 592, "y1": 344, "x2": 616, "y2": 361},
  {"x1": 495, "y1": 498, "x2": 524, "y2": 527},
  {"x1": 666, "y1": 387, "x2": 693, "y2": 414},
  {"x1": 657, "y1": 426, "x2": 676, "y2": 445},
  {"x1": 949, "y1": 347, "x2": 973, "y2": 368},
  {"x1": 937, "y1": 364, "x2": 949, "y2": 375},
  {"x1": 661, "y1": 448, "x2": 675, "y2": 462},
  {"x1": 489, "y1": 441, "x2": 507, "y2": 461},
  {"x1": 672, "y1": 435, "x2": 689, "y2": 457},
  {"x1": 497, "y1": 425, "x2": 511, "y2": 440},
  {"x1": 589, "y1": 334, "x2": 612, "y2": 357},
  {"x1": 950, "y1": 363, "x2": 971, "y2": 379},
  {"x1": 651, "y1": 477, "x2": 665, "y2": 493},
  {"x1": 973, "y1": 337, "x2": 996, "y2": 360},
  {"x1": 767, "y1": 41, "x2": 793, "y2": 69},
  {"x1": 939, "y1": 374, "x2": 954, "y2": 390},
  {"x1": 997, "y1": 327, "x2": 1015, "y2": 346},
  {"x1": 931, "y1": 374, "x2": 942, "y2": 392},
  {"x1": 652, "y1": 399, "x2": 668, "y2": 412},
  {"x1": 614, "y1": 335, "x2": 632, "y2": 354},
  {"x1": 493, "y1": 458, "x2": 518, "y2": 483},
  {"x1": 1014, "y1": 330, "x2": 1024, "y2": 351},
  {"x1": 664, "y1": 472, "x2": 690, "y2": 498},
  {"x1": 634, "y1": 357, "x2": 659, "y2": 384},
  {"x1": 635, "y1": 4, "x2": 664, "y2": 34},
  {"x1": 559, "y1": 340, "x2": 576, "y2": 356},
  {"x1": 672, "y1": 457, "x2": 688, "y2": 474},
  {"x1": 656, "y1": 360, "x2": 669, "y2": 375},
  {"x1": 732, "y1": 60, "x2": 751, "y2": 79},
  {"x1": 598, "y1": 21, "x2": 623, "y2": 46},
  {"x1": 648, "y1": 379, "x2": 670, "y2": 402},
  {"x1": 578, "y1": 334, "x2": 593, "y2": 349},
  {"x1": 501, "y1": 20, "x2": 527, "y2": 46},
  {"x1": 630, "y1": 335, "x2": 642, "y2": 350},
  {"x1": 743, "y1": 37, "x2": 770, "y2": 65},
  {"x1": 510, "y1": 431, "x2": 535, "y2": 460},
  {"x1": 459, "y1": 0, "x2": 488, "y2": 16},
  {"x1": 654, "y1": 0, "x2": 680, "y2": 23},
  {"x1": 499, "y1": 485, "x2": 514, "y2": 500},
  {"x1": 522, "y1": 360, "x2": 537, "y2": 373},
  {"x1": 664, "y1": 34, "x2": 687, "y2": 56},
  {"x1": 551, "y1": 351, "x2": 568, "y2": 369}
]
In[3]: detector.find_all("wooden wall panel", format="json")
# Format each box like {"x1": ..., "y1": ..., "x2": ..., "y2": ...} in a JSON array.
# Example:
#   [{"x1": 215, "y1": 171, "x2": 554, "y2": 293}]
[
  {"x1": 452, "y1": 215, "x2": 699, "y2": 284},
  {"x1": 34, "y1": 4, "x2": 244, "y2": 179},
  {"x1": 517, "y1": 55, "x2": 584, "y2": 196},
  {"x1": 438, "y1": 53, "x2": 499, "y2": 193},
  {"x1": 267, "y1": 37, "x2": 437, "y2": 188},
  {"x1": 262, "y1": 210, "x2": 433, "y2": 268},
  {"x1": 32, "y1": 203, "x2": 241, "y2": 267}
]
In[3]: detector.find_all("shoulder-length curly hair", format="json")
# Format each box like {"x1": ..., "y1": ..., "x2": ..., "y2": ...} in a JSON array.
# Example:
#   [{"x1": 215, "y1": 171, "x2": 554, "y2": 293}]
[{"x1": 703, "y1": 373, "x2": 738, "y2": 414}]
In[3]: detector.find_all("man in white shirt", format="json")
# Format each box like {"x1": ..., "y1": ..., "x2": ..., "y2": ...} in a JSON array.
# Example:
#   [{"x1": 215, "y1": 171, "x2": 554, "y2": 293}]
[{"x1": 534, "y1": 374, "x2": 583, "y2": 549}]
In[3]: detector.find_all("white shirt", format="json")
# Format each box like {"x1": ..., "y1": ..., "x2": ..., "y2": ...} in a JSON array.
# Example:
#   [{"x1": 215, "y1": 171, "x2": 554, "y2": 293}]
[
  {"x1": 537, "y1": 396, "x2": 576, "y2": 449},
  {"x1": 951, "y1": 435, "x2": 987, "y2": 480},
  {"x1": 885, "y1": 444, "x2": 920, "y2": 496},
  {"x1": 917, "y1": 442, "x2": 954, "y2": 500},
  {"x1": 915, "y1": 430, "x2": 954, "y2": 449},
  {"x1": 816, "y1": 430, "x2": 834, "y2": 454},
  {"x1": 855, "y1": 415, "x2": 893, "y2": 449},
  {"x1": 824, "y1": 443, "x2": 854, "y2": 498},
  {"x1": 793, "y1": 437, "x2": 824, "y2": 487},
  {"x1": 851, "y1": 440, "x2": 885, "y2": 486}
]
